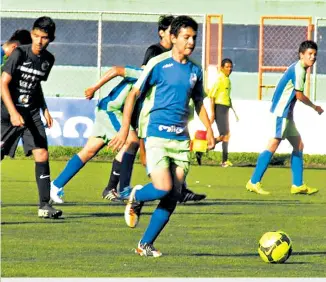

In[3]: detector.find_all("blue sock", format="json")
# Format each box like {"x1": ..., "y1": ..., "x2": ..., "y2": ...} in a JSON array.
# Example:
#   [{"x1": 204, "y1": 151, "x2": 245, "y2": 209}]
[
  {"x1": 141, "y1": 208, "x2": 170, "y2": 244},
  {"x1": 119, "y1": 152, "x2": 136, "y2": 193},
  {"x1": 251, "y1": 150, "x2": 273, "y2": 184},
  {"x1": 135, "y1": 183, "x2": 169, "y2": 202},
  {"x1": 291, "y1": 151, "x2": 303, "y2": 186},
  {"x1": 53, "y1": 154, "x2": 85, "y2": 188}
]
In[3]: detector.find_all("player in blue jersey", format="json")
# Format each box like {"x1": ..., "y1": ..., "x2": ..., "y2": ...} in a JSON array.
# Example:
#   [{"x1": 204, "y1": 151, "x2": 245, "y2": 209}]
[
  {"x1": 1, "y1": 29, "x2": 32, "y2": 72},
  {"x1": 109, "y1": 16, "x2": 215, "y2": 257},
  {"x1": 49, "y1": 66, "x2": 142, "y2": 203},
  {"x1": 246, "y1": 40, "x2": 324, "y2": 195}
]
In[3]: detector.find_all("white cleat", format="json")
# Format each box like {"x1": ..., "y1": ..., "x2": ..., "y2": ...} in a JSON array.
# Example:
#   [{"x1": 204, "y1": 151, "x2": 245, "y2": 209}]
[{"x1": 50, "y1": 181, "x2": 64, "y2": 204}]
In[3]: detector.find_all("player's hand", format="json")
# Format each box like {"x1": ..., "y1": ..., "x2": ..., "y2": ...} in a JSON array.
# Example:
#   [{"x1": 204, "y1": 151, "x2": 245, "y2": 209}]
[
  {"x1": 84, "y1": 87, "x2": 96, "y2": 100},
  {"x1": 10, "y1": 112, "x2": 25, "y2": 127},
  {"x1": 43, "y1": 109, "x2": 53, "y2": 128},
  {"x1": 107, "y1": 128, "x2": 129, "y2": 151},
  {"x1": 206, "y1": 128, "x2": 216, "y2": 150},
  {"x1": 314, "y1": 105, "x2": 324, "y2": 115}
]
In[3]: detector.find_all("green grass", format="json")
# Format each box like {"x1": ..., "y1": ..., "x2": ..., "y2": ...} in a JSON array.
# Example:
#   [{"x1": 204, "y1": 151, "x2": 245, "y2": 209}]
[{"x1": 1, "y1": 159, "x2": 326, "y2": 277}]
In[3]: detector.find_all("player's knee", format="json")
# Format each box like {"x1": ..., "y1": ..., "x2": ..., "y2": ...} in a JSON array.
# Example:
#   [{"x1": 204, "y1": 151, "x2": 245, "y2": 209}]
[{"x1": 33, "y1": 148, "x2": 48, "y2": 162}]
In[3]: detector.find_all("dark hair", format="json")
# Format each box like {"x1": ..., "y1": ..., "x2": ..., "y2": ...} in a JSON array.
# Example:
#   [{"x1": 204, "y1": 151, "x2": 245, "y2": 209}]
[
  {"x1": 170, "y1": 15, "x2": 198, "y2": 37},
  {"x1": 299, "y1": 40, "x2": 318, "y2": 55},
  {"x1": 158, "y1": 15, "x2": 175, "y2": 33},
  {"x1": 8, "y1": 29, "x2": 32, "y2": 45},
  {"x1": 33, "y1": 16, "x2": 56, "y2": 42},
  {"x1": 221, "y1": 58, "x2": 233, "y2": 67}
]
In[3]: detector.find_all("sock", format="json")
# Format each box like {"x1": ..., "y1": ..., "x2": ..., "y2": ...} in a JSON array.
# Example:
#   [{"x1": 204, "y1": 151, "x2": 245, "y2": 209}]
[
  {"x1": 53, "y1": 154, "x2": 85, "y2": 188},
  {"x1": 141, "y1": 208, "x2": 171, "y2": 244},
  {"x1": 291, "y1": 151, "x2": 303, "y2": 186},
  {"x1": 135, "y1": 183, "x2": 169, "y2": 202},
  {"x1": 251, "y1": 150, "x2": 273, "y2": 184},
  {"x1": 119, "y1": 152, "x2": 136, "y2": 193},
  {"x1": 35, "y1": 161, "x2": 51, "y2": 207},
  {"x1": 106, "y1": 159, "x2": 121, "y2": 190},
  {"x1": 222, "y1": 142, "x2": 228, "y2": 162}
]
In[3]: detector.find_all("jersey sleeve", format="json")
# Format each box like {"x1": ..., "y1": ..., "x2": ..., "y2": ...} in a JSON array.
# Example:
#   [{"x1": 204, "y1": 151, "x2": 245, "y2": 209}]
[
  {"x1": 124, "y1": 66, "x2": 143, "y2": 81},
  {"x1": 191, "y1": 69, "x2": 205, "y2": 105},
  {"x1": 2, "y1": 48, "x2": 24, "y2": 76},
  {"x1": 134, "y1": 57, "x2": 158, "y2": 95},
  {"x1": 207, "y1": 75, "x2": 221, "y2": 98},
  {"x1": 294, "y1": 63, "x2": 306, "y2": 92},
  {"x1": 42, "y1": 54, "x2": 55, "y2": 81}
]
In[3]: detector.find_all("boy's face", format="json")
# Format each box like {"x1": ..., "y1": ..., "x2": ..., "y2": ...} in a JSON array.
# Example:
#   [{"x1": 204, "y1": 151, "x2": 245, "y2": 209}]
[
  {"x1": 31, "y1": 28, "x2": 51, "y2": 53},
  {"x1": 221, "y1": 62, "x2": 233, "y2": 77},
  {"x1": 171, "y1": 27, "x2": 196, "y2": 57},
  {"x1": 300, "y1": 48, "x2": 317, "y2": 68}
]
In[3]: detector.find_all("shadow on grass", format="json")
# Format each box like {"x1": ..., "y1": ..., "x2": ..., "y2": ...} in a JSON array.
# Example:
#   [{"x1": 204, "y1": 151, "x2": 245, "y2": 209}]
[{"x1": 1, "y1": 219, "x2": 66, "y2": 225}]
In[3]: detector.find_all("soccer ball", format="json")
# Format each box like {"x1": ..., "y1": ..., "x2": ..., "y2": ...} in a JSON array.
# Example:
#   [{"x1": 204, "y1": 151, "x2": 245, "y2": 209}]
[{"x1": 258, "y1": 230, "x2": 292, "y2": 263}]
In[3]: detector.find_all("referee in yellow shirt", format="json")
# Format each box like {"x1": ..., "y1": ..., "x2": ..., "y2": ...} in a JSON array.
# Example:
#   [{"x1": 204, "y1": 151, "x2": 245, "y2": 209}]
[{"x1": 208, "y1": 58, "x2": 238, "y2": 167}]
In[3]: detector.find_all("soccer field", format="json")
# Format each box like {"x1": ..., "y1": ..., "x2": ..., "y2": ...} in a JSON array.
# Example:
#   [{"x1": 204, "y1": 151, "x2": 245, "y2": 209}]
[{"x1": 1, "y1": 160, "x2": 326, "y2": 277}]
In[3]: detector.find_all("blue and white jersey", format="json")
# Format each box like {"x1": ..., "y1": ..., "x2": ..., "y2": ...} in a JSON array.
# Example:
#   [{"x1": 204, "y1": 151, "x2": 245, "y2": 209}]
[
  {"x1": 270, "y1": 60, "x2": 306, "y2": 119},
  {"x1": 97, "y1": 66, "x2": 142, "y2": 112},
  {"x1": 136, "y1": 51, "x2": 204, "y2": 140}
]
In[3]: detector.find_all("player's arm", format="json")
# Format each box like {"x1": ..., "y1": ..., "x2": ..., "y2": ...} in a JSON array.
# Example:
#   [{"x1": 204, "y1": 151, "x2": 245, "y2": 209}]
[
  {"x1": 1, "y1": 72, "x2": 24, "y2": 127},
  {"x1": 38, "y1": 85, "x2": 53, "y2": 128},
  {"x1": 295, "y1": 91, "x2": 324, "y2": 115},
  {"x1": 85, "y1": 66, "x2": 125, "y2": 100}
]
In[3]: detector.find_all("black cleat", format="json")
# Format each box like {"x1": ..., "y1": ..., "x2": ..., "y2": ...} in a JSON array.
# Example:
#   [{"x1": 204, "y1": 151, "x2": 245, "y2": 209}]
[
  {"x1": 102, "y1": 188, "x2": 119, "y2": 201},
  {"x1": 179, "y1": 188, "x2": 206, "y2": 203},
  {"x1": 38, "y1": 204, "x2": 63, "y2": 219}
]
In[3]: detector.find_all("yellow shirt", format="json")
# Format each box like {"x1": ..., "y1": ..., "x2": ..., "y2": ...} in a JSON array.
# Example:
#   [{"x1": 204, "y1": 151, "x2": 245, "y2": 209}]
[{"x1": 208, "y1": 71, "x2": 231, "y2": 106}]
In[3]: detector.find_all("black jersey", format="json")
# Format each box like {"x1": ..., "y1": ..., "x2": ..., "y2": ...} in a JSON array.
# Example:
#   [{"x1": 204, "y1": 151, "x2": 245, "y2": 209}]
[
  {"x1": 142, "y1": 43, "x2": 170, "y2": 66},
  {"x1": 2, "y1": 44, "x2": 54, "y2": 111}
]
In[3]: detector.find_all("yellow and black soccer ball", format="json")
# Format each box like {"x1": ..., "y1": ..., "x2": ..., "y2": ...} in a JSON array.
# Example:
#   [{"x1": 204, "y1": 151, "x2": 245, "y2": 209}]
[{"x1": 258, "y1": 230, "x2": 292, "y2": 263}]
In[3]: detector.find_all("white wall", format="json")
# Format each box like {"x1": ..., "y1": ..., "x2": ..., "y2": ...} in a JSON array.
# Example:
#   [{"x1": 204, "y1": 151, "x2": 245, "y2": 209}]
[{"x1": 189, "y1": 99, "x2": 326, "y2": 154}]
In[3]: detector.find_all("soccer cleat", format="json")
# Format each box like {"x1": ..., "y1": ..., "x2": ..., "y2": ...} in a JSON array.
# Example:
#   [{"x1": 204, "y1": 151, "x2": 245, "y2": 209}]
[
  {"x1": 124, "y1": 185, "x2": 143, "y2": 228},
  {"x1": 135, "y1": 241, "x2": 162, "y2": 257},
  {"x1": 102, "y1": 188, "x2": 119, "y2": 201},
  {"x1": 195, "y1": 152, "x2": 203, "y2": 166},
  {"x1": 291, "y1": 184, "x2": 319, "y2": 195},
  {"x1": 179, "y1": 187, "x2": 206, "y2": 203},
  {"x1": 50, "y1": 182, "x2": 64, "y2": 204},
  {"x1": 38, "y1": 204, "x2": 63, "y2": 219},
  {"x1": 221, "y1": 160, "x2": 233, "y2": 168},
  {"x1": 246, "y1": 180, "x2": 270, "y2": 195}
]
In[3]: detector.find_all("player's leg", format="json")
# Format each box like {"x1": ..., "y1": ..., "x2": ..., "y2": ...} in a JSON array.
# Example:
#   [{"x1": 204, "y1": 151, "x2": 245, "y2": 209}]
[
  {"x1": 246, "y1": 117, "x2": 286, "y2": 194},
  {"x1": 136, "y1": 163, "x2": 184, "y2": 257},
  {"x1": 286, "y1": 123, "x2": 318, "y2": 195},
  {"x1": 122, "y1": 137, "x2": 174, "y2": 228},
  {"x1": 23, "y1": 111, "x2": 62, "y2": 218}
]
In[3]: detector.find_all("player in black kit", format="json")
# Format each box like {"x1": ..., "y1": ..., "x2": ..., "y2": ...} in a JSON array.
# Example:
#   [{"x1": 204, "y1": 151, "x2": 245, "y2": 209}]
[{"x1": 1, "y1": 16, "x2": 63, "y2": 219}]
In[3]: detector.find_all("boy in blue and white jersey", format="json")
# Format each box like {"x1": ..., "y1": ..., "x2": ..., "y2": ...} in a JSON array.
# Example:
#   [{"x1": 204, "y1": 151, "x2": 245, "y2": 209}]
[
  {"x1": 50, "y1": 66, "x2": 142, "y2": 203},
  {"x1": 246, "y1": 40, "x2": 324, "y2": 195},
  {"x1": 109, "y1": 16, "x2": 215, "y2": 257}
]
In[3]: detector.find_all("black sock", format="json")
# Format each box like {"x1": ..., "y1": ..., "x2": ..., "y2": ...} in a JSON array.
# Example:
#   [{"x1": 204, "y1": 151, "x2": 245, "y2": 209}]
[
  {"x1": 106, "y1": 159, "x2": 121, "y2": 190},
  {"x1": 35, "y1": 161, "x2": 51, "y2": 207},
  {"x1": 119, "y1": 152, "x2": 136, "y2": 193},
  {"x1": 222, "y1": 142, "x2": 229, "y2": 163}
]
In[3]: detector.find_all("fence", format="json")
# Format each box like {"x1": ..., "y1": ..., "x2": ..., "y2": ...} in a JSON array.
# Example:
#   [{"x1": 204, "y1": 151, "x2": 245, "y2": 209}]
[{"x1": 1, "y1": 10, "x2": 207, "y2": 99}]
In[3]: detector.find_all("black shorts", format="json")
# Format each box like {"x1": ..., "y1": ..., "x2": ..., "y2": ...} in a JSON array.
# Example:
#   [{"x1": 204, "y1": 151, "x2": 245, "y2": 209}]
[
  {"x1": 1, "y1": 105, "x2": 48, "y2": 158},
  {"x1": 214, "y1": 104, "x2": 230, "y2": 136}
]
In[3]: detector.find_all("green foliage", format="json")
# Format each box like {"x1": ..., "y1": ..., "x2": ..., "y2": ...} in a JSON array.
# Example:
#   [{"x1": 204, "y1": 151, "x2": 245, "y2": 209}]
[{"x1": 12, "y1": 146, "x2": 326, "y2": 167}]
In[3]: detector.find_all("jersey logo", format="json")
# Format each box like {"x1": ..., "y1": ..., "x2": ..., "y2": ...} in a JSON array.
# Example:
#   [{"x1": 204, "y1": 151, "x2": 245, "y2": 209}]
[
  {"x1": 41, "y1": 61, "x2": 50, "y2": 71},
  {"x1": 162, "y1": 63, "x2": 173, "y2": 69},
  {"x1": 189, "y1": 73, "x2": 197, "y2": 88},
  {"x1": 158, "y1": 125, "x2": 186, "y2": 134},
  {"x1": 23, "y1": 61, "x2": 32, "y2": 66}
]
